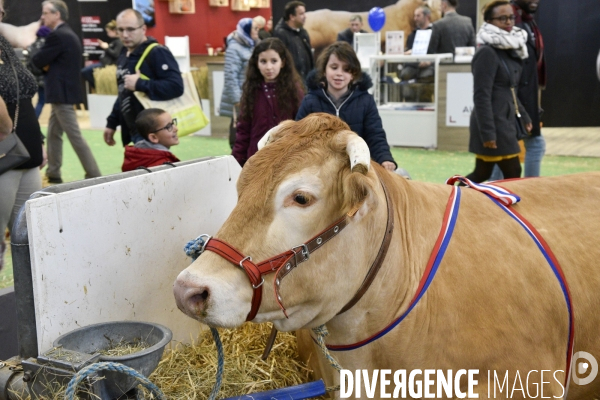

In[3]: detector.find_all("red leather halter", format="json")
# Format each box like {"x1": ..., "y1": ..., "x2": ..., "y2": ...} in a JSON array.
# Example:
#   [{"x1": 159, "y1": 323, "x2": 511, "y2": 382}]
[{"x1": 200, "y1": 174, "x2": 394, "y2": 322}]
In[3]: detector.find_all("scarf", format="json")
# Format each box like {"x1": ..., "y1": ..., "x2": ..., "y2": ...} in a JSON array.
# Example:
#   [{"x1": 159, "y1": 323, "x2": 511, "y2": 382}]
[
  {"x1": 235, "y1": 18, "x2": 254, "y2": 47},
  {"x1": 512, "y1": 3, "x2": 546, "y2": 87},
  {"x1": 476, "y1": 22, "x2": 528, "y2": 59}
]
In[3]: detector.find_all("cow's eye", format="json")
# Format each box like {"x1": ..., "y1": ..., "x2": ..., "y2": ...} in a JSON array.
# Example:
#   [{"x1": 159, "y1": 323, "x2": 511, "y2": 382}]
[{"x1": 294, "y1": 193, "x2": 309, "y2": 205}]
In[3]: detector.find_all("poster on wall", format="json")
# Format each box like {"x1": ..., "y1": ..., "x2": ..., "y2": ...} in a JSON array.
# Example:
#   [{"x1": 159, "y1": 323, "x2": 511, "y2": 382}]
[
  {"x1": 446, "y1": 73, "x2": 473, "y2": 127},
  {"x1": 78, "y1": 0, "x2": 136, "y2": 63},
  {"x1": 385, "y1": 31, "x2": 404, "y2": 55},
  {"x1": 134, "y1": 0, "x2": 156, "y2": 27}
]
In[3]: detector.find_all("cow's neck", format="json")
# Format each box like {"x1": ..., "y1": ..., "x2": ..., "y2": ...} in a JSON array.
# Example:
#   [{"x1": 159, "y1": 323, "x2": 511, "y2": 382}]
[{"x1": 323, "y1": 179, "x2": 454, "y2": 347}]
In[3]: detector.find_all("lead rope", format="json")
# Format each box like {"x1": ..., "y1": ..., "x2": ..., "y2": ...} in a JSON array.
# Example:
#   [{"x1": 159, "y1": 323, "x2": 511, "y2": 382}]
[
  {"x1": 185, "y1": 236, "x2": 225, "y2": 400},
  {"x1": 311, "y1": 325, "x2": 343, "y2": 393}
]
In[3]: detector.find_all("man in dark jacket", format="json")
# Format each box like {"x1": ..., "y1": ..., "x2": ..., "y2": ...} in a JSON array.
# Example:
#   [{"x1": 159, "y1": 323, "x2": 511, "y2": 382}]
[
  {"x1": 427, "y1": 0, "x2": 475, "y2": 56},
  {"x1": 336, "y1": 15, "x2": 366, "y2": 47},
  {"x1": 104, "y1": 9, "x2": 183, "y2": 146},
  {"x1": 512, "y1": 0, "x2": 545, "y2": 176},
  {"x1": 273, "y1": 1, "x2": 313, "y2": 81},
  {"x1": 33, "y1": 0, "x2": 101, "y2": 183}
]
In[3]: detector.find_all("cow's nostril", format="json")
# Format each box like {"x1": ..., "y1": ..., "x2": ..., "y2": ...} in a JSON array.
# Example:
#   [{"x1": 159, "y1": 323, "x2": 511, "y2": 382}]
[{"x1": 191, "y1": 289, "x2": 209, "y2": 303}]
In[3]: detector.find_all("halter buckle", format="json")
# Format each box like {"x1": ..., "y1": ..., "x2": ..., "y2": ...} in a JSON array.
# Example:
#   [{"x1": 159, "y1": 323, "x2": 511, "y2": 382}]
[{"x1": 291, "y1": 244, "x2": 309, "y2": 263}]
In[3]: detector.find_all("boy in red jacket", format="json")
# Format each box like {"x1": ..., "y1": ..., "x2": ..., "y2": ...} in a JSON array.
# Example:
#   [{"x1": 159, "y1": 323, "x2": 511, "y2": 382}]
[{"x1": 122, "y1": 108, "x2": 180, "y2": 172}]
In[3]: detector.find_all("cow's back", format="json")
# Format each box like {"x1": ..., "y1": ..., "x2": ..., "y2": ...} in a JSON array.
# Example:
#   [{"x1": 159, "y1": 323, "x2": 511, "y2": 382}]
[{"x1": 462, "y1": 172, "x2": 600, "y2": 398}]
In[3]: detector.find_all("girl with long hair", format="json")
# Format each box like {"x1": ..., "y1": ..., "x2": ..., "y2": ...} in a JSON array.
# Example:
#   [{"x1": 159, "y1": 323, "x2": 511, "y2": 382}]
[{"x1": 232, "y1": 37, "x2": 304, "y2": 166}]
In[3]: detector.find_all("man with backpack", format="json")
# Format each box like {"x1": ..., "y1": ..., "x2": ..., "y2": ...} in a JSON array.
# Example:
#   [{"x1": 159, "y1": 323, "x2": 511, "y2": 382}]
[{"x1": 104, "y1": 8, "x2": 183, "y2": 146}]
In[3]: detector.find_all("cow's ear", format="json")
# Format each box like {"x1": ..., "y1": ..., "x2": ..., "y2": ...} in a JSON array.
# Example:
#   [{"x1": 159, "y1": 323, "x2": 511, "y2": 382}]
[{"x1": 257, "y1": 120, "x2": 295, "y2": 151}]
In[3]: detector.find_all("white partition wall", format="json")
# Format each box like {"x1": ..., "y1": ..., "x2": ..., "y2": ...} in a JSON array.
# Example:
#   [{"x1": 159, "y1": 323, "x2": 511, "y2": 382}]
[
  {"x1": 26, "y1": 156, "x2": 241, "y2": 353},
  {"x1": 165, "y1": 36, "x2": 191, "y2": 73}
]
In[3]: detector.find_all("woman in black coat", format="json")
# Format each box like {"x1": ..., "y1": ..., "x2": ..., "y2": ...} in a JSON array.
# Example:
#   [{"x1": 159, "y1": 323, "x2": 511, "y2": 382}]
[
  {"x1": 0, "y1": 0, "x2": 46, "y2": 269},
  {"x1": 296, "y1": 42, "x2": 397, "y2": 171},
  {"x1": 466, "y1": 0, "x2": 531, "y2": 182}
]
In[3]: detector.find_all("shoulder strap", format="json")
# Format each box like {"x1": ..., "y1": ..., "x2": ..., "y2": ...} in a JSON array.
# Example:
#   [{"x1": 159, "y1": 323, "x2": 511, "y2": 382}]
[{"x1": 134, "y1": 43, "x2": 160, "y2": 80}]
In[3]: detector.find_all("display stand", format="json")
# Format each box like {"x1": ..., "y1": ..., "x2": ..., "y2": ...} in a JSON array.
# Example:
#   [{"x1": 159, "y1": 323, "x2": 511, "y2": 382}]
[
  {"x1": 354, "y1": 32, "x2": 379, "y2": 72},
  {"x1": 370, "y1": 53, "x2": 452, "y2": 148}
]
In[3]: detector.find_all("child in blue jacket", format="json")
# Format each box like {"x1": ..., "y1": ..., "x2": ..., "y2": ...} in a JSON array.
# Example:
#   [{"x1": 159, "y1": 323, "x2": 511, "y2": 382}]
[{"x1": 296, "y1": 41, "x2": 397, "y2": 171}]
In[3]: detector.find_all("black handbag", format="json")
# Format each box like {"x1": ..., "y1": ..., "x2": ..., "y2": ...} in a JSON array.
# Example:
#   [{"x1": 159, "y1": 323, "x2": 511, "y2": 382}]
[
  {"x1": 0, "y1": 55, "x2": 31, "y2": 175},
  {"x1": 500, "y1": 57, "x2": 531, "y2": 140}
]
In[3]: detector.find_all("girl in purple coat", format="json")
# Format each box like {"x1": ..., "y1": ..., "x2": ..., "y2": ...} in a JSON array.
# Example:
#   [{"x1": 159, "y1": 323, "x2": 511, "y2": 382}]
[{"x1": 232, "y1": 37, "x2": 304, "y2": 166}]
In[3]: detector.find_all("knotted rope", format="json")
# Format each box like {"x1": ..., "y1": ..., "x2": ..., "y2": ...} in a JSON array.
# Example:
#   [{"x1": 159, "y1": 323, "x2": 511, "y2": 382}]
[
  {"x1": 311, "y1": 325, "x2": 343, "y2": 393},
  {"x1": 64, "y1": 362, "x2": 165, "y2": 400}
]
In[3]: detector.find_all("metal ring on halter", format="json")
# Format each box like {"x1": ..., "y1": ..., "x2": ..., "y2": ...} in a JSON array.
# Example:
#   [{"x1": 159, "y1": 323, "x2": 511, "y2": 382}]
[
  {"x1": 198, "y1": 234, "x2": 212, "y2": 253},
  {"x1": 239, "y1": 255, "x2": 253, "y2": 269},
  {"x1": 291, "y1": 244, "x2": 309, "y2": 261}
]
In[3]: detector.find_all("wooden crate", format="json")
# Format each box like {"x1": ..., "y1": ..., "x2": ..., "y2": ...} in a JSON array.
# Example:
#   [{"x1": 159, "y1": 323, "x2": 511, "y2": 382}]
[
  {"x1": 231, "y1": 0, "x2": 250, "y2": 11},
  {"x1": 169, "y1": 0, "x2": 195, "y2": 13}
]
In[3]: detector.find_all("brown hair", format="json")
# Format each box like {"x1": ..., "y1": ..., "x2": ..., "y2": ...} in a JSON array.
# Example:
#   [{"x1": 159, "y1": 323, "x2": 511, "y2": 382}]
[
  {"x1": 135, "y1": 108, "x2": 166, "y2": 140},
  {"x1": 283, "y1": 1, "x2": 305, "y2": 21},
  {"x1": 482, "y1": 0, "x2": 511, "y2": 21},
  {"x1": 240, "y1": 37, "x2": 304, "y2": 122},
  {"x1": 316, "y1": 41, "x2": 362, "y2": 86}
]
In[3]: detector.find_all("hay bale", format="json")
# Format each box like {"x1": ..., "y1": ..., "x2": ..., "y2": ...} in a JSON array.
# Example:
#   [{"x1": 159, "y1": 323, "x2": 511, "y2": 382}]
[
  {"x1": 94, "y1": 65, "x2": 118, "y2": 95},
  {"x1": 191, "y1": 66, "x2": 209, "y2": 100},
  {"x1": 147, "y1": 323, "x2": 314, "y2": 399}
]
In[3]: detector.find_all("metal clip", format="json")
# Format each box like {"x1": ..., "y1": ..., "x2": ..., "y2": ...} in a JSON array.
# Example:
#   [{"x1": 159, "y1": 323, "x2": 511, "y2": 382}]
[
  {"x1": 198, "y1": 234, "x2": 212, "y2": 254},
  {"x1": 239, "y1": 255, "x2": 253, "y2": 269},
  {"x1": 252, "y1": 277, "x2": 265, "y2": 289}
]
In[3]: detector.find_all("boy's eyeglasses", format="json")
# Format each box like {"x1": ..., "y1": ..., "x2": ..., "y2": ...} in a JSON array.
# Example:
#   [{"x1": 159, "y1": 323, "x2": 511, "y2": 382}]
[
  {"x1": 152, "y1": 119, "x2": 177, "y2": 133},
  {"x1": 117, "y1": 25, "x2": 144, "y2": 34},
  {"x1": 490, "y1": 15, "x2": 516, "y2": 23}
]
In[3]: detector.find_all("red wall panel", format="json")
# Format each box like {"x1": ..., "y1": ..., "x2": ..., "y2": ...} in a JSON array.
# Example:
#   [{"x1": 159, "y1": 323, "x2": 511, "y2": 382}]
[{"x1": 146, "y1": 0, "x2": 271, "y2": 55}]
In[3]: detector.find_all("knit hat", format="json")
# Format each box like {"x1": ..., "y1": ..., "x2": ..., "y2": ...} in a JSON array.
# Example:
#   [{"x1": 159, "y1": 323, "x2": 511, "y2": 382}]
[{"x1": 37, "y1": 25, "x2": 52, "y2": 38}]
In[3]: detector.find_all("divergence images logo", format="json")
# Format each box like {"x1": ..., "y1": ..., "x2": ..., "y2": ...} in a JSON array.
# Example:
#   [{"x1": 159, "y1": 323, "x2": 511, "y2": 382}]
[{"x1": 573, "y1": 352, "x2": 598, "y2": 386}]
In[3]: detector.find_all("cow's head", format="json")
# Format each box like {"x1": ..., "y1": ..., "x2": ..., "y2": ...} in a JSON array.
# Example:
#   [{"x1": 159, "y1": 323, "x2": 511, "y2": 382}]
[{"x1": 174, "y1": 114, "x2": 390, "y2": 331}]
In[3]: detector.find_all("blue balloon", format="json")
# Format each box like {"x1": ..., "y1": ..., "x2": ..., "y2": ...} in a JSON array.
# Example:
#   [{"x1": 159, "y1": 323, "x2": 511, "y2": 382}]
[{"x1": 368, "y1": 7, "x2": 386, "y2": 32}]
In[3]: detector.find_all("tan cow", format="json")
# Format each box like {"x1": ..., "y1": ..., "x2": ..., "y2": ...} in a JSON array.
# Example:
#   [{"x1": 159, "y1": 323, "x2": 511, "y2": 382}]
[
  {"x1": 305, "y1": 0, "x2": 441, "y2": 56},
  {"x1": 174, "y1": 114, "x2": 600, "y2": 398}
]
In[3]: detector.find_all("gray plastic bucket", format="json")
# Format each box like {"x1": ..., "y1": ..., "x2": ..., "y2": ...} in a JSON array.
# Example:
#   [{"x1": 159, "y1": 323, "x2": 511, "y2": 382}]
[{"x1": 53, "y1": 321, "x2": 172, "y2": 398}]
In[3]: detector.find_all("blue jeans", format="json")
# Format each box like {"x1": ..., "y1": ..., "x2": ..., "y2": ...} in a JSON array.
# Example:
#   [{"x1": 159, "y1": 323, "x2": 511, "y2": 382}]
[
  {"x1": 522, "y1": 135, "x2": 546, "y2": 177},
  {"x1": 35, "y1": 86, "x2": 45, "y2": 118},
  {"x1": 488, "y1": 135, "x2": 546, "y2": 180}
]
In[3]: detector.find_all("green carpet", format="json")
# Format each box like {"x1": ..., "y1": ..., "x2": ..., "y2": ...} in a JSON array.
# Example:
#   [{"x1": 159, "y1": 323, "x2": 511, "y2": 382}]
[{"x1": 1, "y1": 129, "x2": 600, "y2": 289}]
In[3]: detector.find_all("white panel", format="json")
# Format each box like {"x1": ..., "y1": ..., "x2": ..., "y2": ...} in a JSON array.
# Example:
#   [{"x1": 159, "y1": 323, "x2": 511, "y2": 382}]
[
  {"x1": 212, "y1": 71, "x2": 224, "y2": 116},
  {"x1": 165, "y1": 36, "x2": 190, "y2": 73},
  {"x1": 446, "y1": 73, "x2": 474, "y2": 127},
  {"x1": 26, "y1": 156, "x2": 241, "y2": 353},
  {"x1": 380, "y1": 109, "x2": 437, "y2": 148},
  {"x1": 87, "y1": 94, "x2": 118, "y2": 130}
]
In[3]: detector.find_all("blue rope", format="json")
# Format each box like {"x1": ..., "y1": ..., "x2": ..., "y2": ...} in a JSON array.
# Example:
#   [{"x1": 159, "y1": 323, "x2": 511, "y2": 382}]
[
  {"x1": 209, "y1": 327, "x2": 224, "y2": 400},
  {"x1": 183, "y1": 235, "x2": 225, "y2": 400},
  {"x1": 64, "y1": 361, "x2": 165, "y2": 400},
  {"x1": 184, "y1": 235, "x2": 207, "y2": 260}
]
